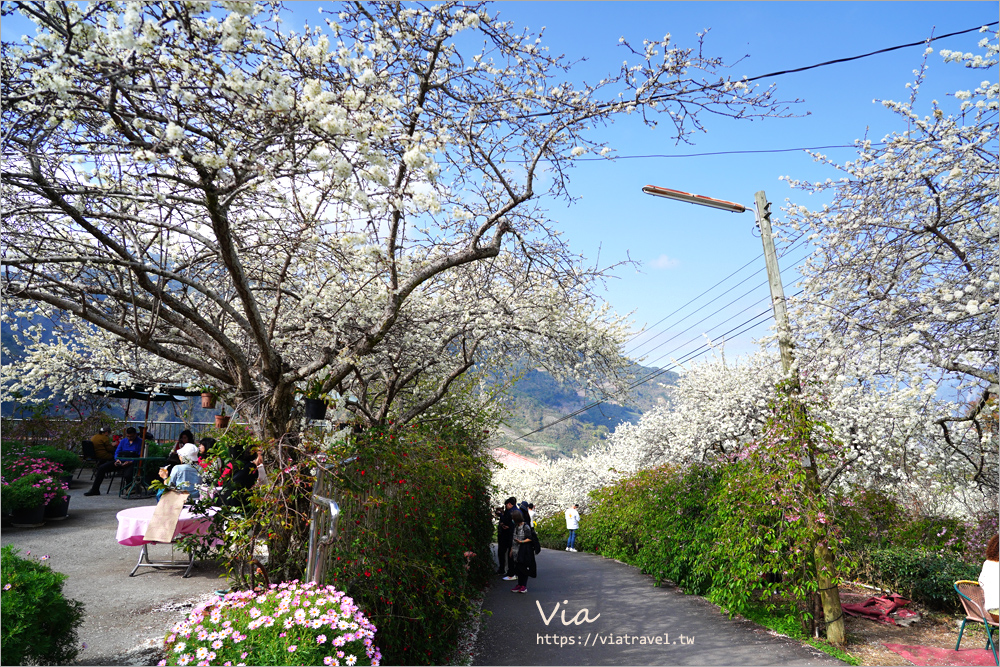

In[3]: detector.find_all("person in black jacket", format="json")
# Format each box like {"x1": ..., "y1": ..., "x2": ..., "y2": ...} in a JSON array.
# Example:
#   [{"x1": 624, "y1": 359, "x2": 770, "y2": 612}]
[
  {"x1": 509, "y1": 509, "x2": 537, "y2": 593},
  {"x1": 497, "y1": 497, "x2": 517, "y2": 577}
]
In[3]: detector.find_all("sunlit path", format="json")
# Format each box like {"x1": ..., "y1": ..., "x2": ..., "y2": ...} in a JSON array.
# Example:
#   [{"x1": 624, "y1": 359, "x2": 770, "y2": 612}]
[{"x1": 474, "y1": 547, "x2": 845, "y2": 666}]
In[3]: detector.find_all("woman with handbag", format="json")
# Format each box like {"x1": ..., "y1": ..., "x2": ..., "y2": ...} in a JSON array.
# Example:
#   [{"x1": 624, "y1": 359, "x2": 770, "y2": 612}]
[{"x1": 509, "y1": 509, "x2": 536, "y2": 594}]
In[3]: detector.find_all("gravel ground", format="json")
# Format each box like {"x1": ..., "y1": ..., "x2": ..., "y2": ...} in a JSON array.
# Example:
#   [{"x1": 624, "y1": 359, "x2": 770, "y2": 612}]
[{"x1": 1, "y1": 475, "x2": 225, "y2": 666}]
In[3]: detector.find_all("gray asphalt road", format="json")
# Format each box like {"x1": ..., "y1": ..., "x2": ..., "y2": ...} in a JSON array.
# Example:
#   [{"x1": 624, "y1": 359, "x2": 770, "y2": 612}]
[
  {"x1": 473, "y1": 546, "x2": 845, "y2": 666},
  {"x1": 1, "y1": 475, "x2": 224, "y2": 666}
]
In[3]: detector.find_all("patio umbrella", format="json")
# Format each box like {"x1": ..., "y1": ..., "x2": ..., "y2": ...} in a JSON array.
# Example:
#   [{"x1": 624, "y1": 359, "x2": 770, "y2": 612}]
[{"x1": 93, "y1": 382, "x2": 201, "y2": 456}]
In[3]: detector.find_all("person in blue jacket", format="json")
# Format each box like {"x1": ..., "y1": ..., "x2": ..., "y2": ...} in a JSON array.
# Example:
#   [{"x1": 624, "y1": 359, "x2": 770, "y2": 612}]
[{"x1": 84, "y1": 427, "x2": 142, "y2": 496}]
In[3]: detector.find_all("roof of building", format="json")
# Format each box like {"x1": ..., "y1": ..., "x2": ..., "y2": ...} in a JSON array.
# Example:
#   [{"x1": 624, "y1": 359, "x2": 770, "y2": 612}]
[{"x1": 492, "y1": 447, "x2": 540, "y2": 468}]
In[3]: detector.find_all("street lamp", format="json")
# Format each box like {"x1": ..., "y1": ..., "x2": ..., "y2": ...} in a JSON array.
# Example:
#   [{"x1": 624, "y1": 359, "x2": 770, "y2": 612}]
[{"x1": 641, "y1": 185, "x2": 794, "y2": 375}]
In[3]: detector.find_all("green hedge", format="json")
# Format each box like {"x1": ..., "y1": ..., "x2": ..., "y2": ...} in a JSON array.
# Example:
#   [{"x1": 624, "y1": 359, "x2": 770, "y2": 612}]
[
  {"x1": 587, "y1": 464, "x2": 721, "y2": 595},
  {"x1": 833, "y1": 488, "x2": 973, "y2": 556},
  {"x1": 848, "y1": 547, "x2": 980, "y2": 611},
  {"x1": 582, "y1": 461, "x2": 982, "y2": 621},
  {"x1": 1, "y1": 545, "x2": 85, "y2": 665},
  {"x1": 319, "y1": 424, "x2": 494, "y2": 665}
]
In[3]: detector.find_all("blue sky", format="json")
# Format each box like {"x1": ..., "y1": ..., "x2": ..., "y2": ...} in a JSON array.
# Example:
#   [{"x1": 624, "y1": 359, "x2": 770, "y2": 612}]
[{"x1": 3, "y1": 2, "x2": 994, "y2": 372}]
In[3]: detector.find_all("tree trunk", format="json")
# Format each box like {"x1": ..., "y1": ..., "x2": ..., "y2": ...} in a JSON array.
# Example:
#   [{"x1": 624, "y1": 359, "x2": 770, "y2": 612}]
[
  {"x1": 814, "y1": 535, "x2": 846, "y2": 646},
  {"x1": 804, "y1": 460, "x2": 845, "y2": 646}
]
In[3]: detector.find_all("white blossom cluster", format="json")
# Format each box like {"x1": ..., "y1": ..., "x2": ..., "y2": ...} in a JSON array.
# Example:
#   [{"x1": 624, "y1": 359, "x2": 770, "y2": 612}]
[
  {"x1": 1, "y1": 2, "x2": 792, "y2": 439},
  {"x1": 495, "y1": 345, "x2": 993, "y2": 520}
]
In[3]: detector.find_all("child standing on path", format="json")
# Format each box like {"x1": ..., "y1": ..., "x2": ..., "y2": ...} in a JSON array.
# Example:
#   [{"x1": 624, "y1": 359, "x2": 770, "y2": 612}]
[{"x1": 565, "y1": 503, "x2": 580, "y2": 552}]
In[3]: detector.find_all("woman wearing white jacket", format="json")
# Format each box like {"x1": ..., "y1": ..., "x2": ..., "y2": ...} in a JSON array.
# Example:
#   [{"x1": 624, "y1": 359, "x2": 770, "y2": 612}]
[{"x1": 565, "y1": 503, "x2": 580, "y2": 552}]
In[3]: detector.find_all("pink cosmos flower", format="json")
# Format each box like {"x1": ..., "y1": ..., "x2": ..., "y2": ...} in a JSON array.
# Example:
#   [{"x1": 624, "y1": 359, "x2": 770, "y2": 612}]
[
  {"x1": 288, "y1": 645, "x2": 297, "y2": 653},
  {"x1": 317, "y1": 634, "x2": 327, "y2": 644}
]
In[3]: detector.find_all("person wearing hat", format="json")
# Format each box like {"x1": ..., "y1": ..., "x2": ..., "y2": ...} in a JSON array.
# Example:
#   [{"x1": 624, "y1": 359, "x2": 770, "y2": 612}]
[
  {"x1": 90, "y1": 427, "x2": 114, "y2": 463},
  {"x1": 157, "y1": 443, "x2": 202, "y2": 501}
]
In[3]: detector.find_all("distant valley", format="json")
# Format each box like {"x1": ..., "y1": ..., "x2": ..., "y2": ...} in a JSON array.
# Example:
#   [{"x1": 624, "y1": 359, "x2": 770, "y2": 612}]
[{"x1": 498, "y1": 363, "x2": 677, "y2": 460}]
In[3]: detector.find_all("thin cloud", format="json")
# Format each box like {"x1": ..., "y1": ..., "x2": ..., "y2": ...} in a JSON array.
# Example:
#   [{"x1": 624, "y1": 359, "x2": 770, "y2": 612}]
[{"x1": 650, "y1": 254, "x2": 680, "y2": 270}]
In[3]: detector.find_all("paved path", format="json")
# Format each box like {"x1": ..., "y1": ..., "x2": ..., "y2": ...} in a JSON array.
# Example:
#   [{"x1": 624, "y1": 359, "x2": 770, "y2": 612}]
[
  {"x1": 473, "y1": 546, "x2": 845, "y2": 666},
  {"x1": 1, "y1": 475, "x2": 223, "y2": 665}
]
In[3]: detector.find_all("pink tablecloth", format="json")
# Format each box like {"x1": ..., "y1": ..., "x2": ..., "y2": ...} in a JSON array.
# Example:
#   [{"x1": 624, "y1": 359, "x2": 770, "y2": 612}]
[{"x1": 116, "y1": 505, "x2": 215, "y2": 546}]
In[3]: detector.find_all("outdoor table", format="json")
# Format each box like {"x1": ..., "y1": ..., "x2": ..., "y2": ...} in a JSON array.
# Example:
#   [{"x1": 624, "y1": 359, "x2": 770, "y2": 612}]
[
  {"x1": 115, "y1": 505, "x2": 216, "y2": 577},
  {"x1": 117, "y1": 456, "x2": 168, "y2": 499}
]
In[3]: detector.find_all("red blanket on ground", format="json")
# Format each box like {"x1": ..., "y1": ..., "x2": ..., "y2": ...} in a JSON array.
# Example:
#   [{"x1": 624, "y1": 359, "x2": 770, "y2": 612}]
[
  {"x1": 841, "y1": 593, "x2": 917, "y2": 625},
  {"x1": 884, "y1": 643, "x2": 998, "y2": 666}
]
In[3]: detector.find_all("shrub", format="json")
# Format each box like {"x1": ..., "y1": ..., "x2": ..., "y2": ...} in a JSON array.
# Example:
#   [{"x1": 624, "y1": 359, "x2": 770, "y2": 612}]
[
  {"x1": 848, "y1": 547, "x2": 980, "y2": 611},
  {"x1": 28, "y1": 445, "x2": 82, "y2": 473},
  {"x1": 318, "y1": 424, "x2": 493, "y2": 665},
  {"x1": 586, "y1": 463, "x2": 721, "y2": 595},
  {"x1": 534, "y1": 513, "x2": 577, "y2": 551},
  {"x1": 162, "y1": 581, "x2": 380, "y2": 666},
  {"x1": 1, "y1": 545, "x2": 85, "y2": 665},
  {"x1": 1, "y1": 453, "x2": 64, "y2": 481},
  {"x1": 178, "y1": 422, "x2": 493, "y2": 666},
  {"x1": 1, "y1": 476, "x2": 47, "y2": 510},
  {"x1": 18, "y1": 472, "x2": 69, "y2": 505}
]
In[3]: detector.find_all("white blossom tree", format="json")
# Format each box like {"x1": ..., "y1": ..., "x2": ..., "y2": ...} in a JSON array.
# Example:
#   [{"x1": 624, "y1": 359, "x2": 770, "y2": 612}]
[
  {"x1": 1, "y1": 1, "x2": 793, "y2": 439},
  {"x1": 779, "y1": 31, "x2": 999, "y2": 476}
]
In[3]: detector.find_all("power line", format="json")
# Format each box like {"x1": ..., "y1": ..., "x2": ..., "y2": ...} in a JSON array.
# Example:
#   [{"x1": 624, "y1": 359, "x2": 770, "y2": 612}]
[
  {"x1": 491, "y1": 21, "x2": 998, "y2": 124},
  {"x1": 573, "y1": 143, "x2": 887, "y2": 161},
  {"x1": 627, "y1": 235, "x2": 808, "y2": 355},
  {"x1": 510, "y1": 297, "x2": 790, "y2": 442},
  {"x1": 704, "y1": 21, "x2": 999, "y2": 89},
  {"x1": 511, "y1": 284, "x2": 805, "y2": 442}
]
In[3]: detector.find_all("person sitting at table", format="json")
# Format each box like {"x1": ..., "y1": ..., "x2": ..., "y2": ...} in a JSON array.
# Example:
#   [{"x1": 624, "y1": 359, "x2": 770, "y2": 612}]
[
  {"x1": 84, "y1": 427, "x2": 143, "y2": 496},
  {"x1": 217, "y1": 445, "x2": 268, "y2": 508},
  {"x1": 157, "y1": 443, "x2": 202, "y2": 502},
  {"x1": 90, "y1": 427, "x2": 115, "y2": 463},
  {"x1": 165, "y1": 430, "x2": 197, "y2": 470}
]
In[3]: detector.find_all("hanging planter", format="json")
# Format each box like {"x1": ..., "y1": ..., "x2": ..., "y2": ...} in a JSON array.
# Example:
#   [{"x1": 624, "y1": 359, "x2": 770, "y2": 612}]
[
  {"x1": 304, "y1": 398, "x2": 328, "y2": 421},
  {"x1": 215, "y1": 414, "x2": 231, "y2": 428},
  {"x1": 201, "y1": 392, "x2": 217, "y2": 409},
  {"x1": 44, "y1": 494, "x2": 71, "y2": 521}
]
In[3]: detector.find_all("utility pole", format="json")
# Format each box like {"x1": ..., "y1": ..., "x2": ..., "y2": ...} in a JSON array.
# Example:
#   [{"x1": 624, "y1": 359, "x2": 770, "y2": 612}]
[
  {"x1": 753, "y1": 190, "x2": 795, "y2": 377},
  {"x1": 753, "y1": 189, "x2": 846, "y2": 646}
]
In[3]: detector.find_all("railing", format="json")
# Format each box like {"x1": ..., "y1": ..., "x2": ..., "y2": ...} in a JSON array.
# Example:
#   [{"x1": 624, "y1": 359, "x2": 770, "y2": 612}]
[
  {"x1": 122, "y1": 420, "x2": 219, "y2": 443},
  {"x1": 2, "y1": 419, "x2": 239, "y2": 448},
  {"x1": 305, "y1": 464, "x2": 341, "y2": 584}
]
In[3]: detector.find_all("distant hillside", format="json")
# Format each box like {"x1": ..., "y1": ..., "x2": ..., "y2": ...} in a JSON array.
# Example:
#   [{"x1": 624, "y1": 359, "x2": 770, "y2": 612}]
[{"x1": 499, "y1": 363, "x2": 677, "y2": 460}]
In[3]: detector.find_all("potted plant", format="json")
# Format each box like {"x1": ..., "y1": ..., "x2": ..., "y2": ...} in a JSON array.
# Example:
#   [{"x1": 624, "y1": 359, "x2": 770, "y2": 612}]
[
  {"x1": 2, "y1": 455, "x2": 62, "y2": 482},
  {"x1": 215, "y1": 405, "x2": 231, "y2": 429},
  {"x1": 302, "y1": 375, "x2": 329, "y2": 421},
  {"x1": 1, "y1": 478, "x2": 47, "y2": 527},
  {"x1": 200, "y1": 387, "x2": 217, "y2": 409},
  {"x1": 30, "y1": 446, "x2": 81, "y2": 484}
]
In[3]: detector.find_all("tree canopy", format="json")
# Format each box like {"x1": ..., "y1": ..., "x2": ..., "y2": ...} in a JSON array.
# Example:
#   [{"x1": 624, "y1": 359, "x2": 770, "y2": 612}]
[{"x1": 1, "y1": 1, "x2": 792, "y2": 438}]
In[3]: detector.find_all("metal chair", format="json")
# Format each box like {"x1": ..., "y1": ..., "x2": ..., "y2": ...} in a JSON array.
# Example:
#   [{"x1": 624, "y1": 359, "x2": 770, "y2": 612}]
[
  {"x1": 954, "y1": 580, "x2": 999, "y2": 665},
  {"x1": 77, "y1": 440, "x2": 100, "y2": 479}
]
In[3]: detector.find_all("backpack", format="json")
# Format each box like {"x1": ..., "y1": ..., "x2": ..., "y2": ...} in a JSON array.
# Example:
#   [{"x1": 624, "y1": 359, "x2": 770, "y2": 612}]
[{"x1": 531, "y1": 526, "x2": 541, "y2": 555}]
